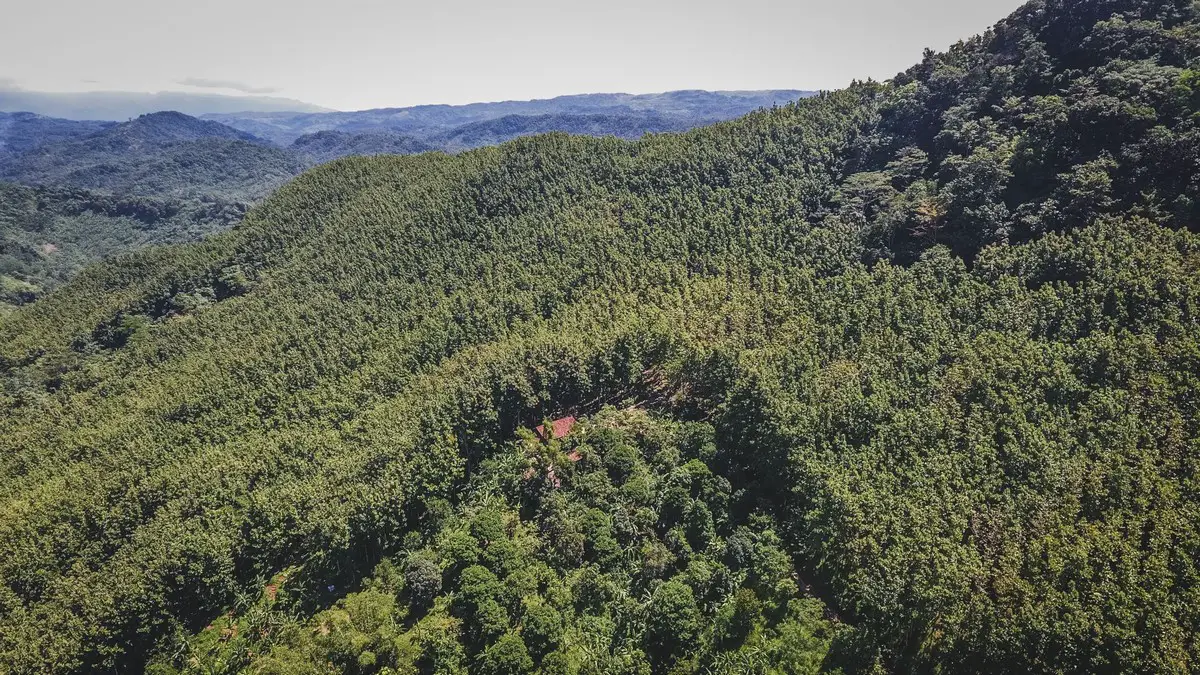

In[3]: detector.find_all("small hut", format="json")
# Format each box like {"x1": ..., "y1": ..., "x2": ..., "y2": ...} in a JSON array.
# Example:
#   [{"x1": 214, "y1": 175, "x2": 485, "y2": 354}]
[{"x1": 535, "y1": 416, "x2": 577, "y2": 441}]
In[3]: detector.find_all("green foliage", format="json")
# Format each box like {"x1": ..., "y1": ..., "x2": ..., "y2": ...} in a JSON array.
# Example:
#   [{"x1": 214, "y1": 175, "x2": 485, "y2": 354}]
[
  {"x1": 644, "y1": 579, "x2": 702, "y2": 669},
  {"x1": 716, "y1": 588, "x2": 763, "y2": 648},
  {"x1": 476, "y1": 633, "x2": 534, "y2": 675},
  {"x1": 404, "y1": 553, "x2": 443, "y2": 609},
  {"x1": 1, "y1": 2, "x2": 1199, "y2": 674},
  {"x1": 0, "y1": 100, "x2": 815, "y2": 300},
  {"x1": 143, "y1": 412, "x2": 839, "y2": 675},
  {"x1": 0, "y1": 181, "x2": 243, "y2": 308},
  {"x1": 521, "y1": 604, "x2": 564, "y2": 659}
]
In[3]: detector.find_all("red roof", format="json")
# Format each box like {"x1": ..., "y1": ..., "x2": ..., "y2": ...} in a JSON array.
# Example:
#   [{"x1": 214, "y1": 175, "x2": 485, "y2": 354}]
[{"x1": 535, "y1": 416, "x2": 577, "y2": 441}]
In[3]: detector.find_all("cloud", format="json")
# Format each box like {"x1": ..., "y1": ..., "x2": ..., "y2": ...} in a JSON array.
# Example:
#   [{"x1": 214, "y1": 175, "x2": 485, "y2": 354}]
[
  {"x1": 177, "y1": 77, "x2": 280, "y2": 95},
  {"x1": 0, "y1": 76, "x2": 22, "y2": 90}
]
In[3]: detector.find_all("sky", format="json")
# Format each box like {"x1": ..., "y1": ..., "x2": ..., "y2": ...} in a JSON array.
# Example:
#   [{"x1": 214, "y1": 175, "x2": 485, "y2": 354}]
[{"x1": 1, "y1": 0, "x2": 1027, "y2": 112}]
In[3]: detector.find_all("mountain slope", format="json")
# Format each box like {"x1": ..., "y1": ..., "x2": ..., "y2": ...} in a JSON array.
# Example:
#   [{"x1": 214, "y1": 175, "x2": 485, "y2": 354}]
[
  {"x1": 0, "y1": 99, "x2": 807, "y2": 294},
  {"x1": 0, "y1": 96, "x2": 877, "y2": 671},
  {"x1": 0, "y1": 1, "x2": 1199, "y2": 674},
  {"x1": 1, "y1": 95, "x2": 809, "y2": 202}
]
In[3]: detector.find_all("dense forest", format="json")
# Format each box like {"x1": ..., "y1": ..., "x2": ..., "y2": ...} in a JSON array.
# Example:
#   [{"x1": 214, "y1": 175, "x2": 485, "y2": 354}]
[
  {"x1": 0, "y1": 0, "x2": 1198, "y2": 673},
  {"x1": 0, "y1": 182, "x2": 245, "y2": 310}
]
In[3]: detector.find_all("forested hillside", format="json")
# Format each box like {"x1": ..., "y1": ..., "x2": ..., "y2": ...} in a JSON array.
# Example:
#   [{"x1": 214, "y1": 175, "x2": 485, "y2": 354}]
[
  {"x1": 0, "y1": 95, "x2": 813, "y2": 297},
  {"x1": 0, "y1": 182, "x2": 245, "y2": 310},
  {"x1": 0, "y1": 1, "x2": 1198, "y2": 674},
  {"x1": 2, "y1": 96, "x2": 809, "y2": 203}
]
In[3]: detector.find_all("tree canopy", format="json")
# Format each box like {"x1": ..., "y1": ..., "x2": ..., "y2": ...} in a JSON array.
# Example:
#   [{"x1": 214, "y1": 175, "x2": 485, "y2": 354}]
[{"x1": 0, "y1": 0, "x2": 1199, "y2": 673}]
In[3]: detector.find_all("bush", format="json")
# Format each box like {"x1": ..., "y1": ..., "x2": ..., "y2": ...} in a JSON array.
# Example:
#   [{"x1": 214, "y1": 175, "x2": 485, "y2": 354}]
[
  {"x1": 644, "y1": 579, "x2": 702, "y2": 669},
  {"x1": 521, "y1": 604, "x2": 564, "y2": 658},
  {"x1": 476, "y1": 633, "x2": 534, "y2": 675},
  {"x1": 404, "y1": 553, "x2": 442, "y2": 609}
]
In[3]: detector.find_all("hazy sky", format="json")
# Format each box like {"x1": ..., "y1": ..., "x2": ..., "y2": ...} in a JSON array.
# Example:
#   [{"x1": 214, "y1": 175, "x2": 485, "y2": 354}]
[{"x1": 2, "y1": 0, "x2": 1027, "y2": 111}]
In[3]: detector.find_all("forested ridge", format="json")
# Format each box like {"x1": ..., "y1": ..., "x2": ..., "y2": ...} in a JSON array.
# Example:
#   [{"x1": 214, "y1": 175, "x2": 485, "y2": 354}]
[
  {"x1": 1, "y1": 96, "x2": 810, "y2": 204},
  {"x1": 201, "y1": 91, "x2": 810, "y2": 145},
  {"x1": 0, "y1": 95, "x2": 809, "y2": 290},
  {"x1": 1, "y1": 0, "x2": 1199, "y2": 673}
]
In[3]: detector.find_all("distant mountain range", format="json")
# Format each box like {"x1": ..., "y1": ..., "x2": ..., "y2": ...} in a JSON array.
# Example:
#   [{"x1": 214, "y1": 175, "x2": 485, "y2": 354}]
[
  {"x1": 203, "y1": 90, "x2": 810, "y2": 144},
  {"x1": 289, "y1": 130, "x2": 436, "y2": 164},
  {"x1": 0, "y1": 88, "x2": 330, "y2": 121},
  {"x1": 431, "y1": 112, "x2": 694, "y2": 152}
]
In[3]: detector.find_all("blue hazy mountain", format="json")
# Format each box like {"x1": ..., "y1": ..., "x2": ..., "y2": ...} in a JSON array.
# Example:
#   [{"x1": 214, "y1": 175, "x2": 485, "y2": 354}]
[
  {"x1": 0, "y1": 88, "x2": 330, "y2": 121},
  {"x1": 204, "y1": 90, "x2": 813, "y2": 144},
  {"x1": 0, "y1": 112, "x2": 304, "y2": 201},
  {"x1": 288, "y1": 130, "x2": 436, "y2": 163},
  {"x1": 431, "y1": 112, "x2": 695, "y2": 151},
  {"x1": 0, "y1": 112, "x2": 116, "y2": 162}
]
